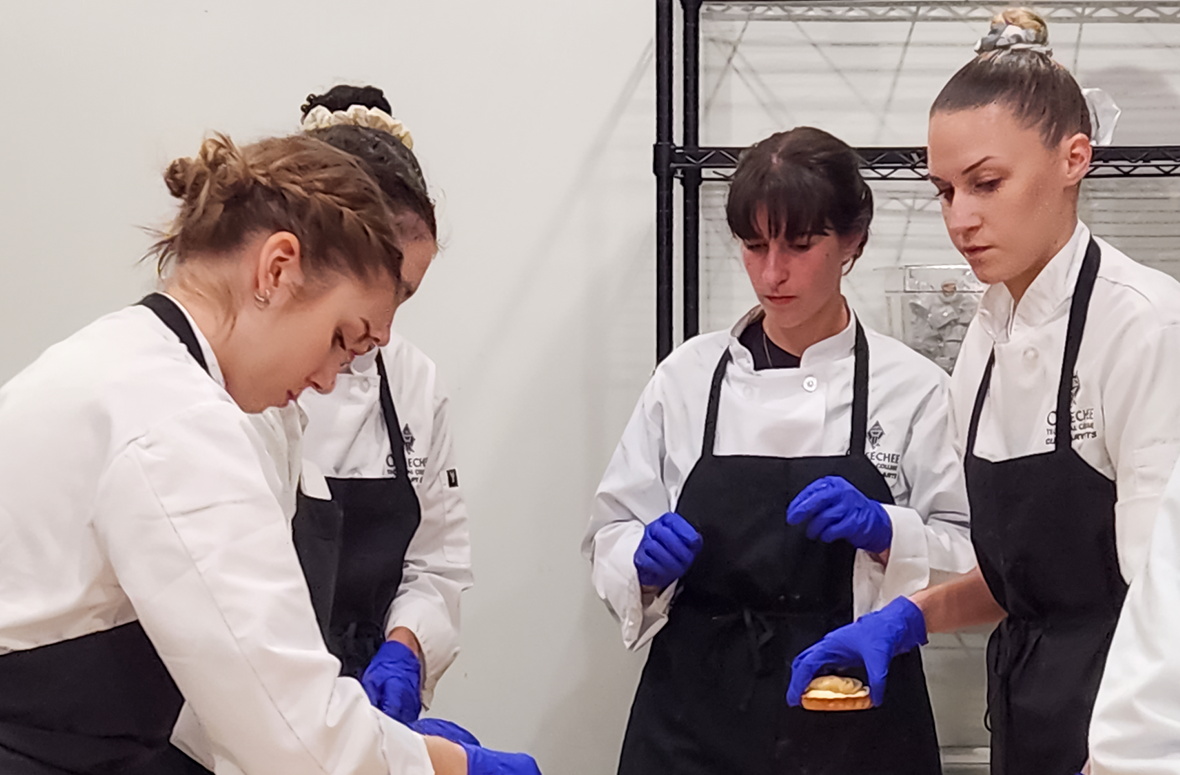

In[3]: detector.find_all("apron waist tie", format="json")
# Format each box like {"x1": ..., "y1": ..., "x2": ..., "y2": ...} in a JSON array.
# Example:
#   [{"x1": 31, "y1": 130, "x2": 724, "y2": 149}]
[{"x1": 702, "y1": 607, "x2": 831, "y2": 712}]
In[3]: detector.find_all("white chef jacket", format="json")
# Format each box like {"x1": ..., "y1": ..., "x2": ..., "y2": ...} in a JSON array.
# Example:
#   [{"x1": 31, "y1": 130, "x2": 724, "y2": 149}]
[
  {"x1": 1089, "y1": 458, "x2": 1180, "y2": 774},
  {"x1": 0, "y1": 301, "x2": 434, "y2": 775},
  {"x1": 298, "y1": 334, "x2": 473, "y2": 703},
  {"x1": 949, "y1": 221, "x2": 1180, "y2": 584},
  {"x1": 584, "y1": 306, "x2": 977, "y2": 650}
]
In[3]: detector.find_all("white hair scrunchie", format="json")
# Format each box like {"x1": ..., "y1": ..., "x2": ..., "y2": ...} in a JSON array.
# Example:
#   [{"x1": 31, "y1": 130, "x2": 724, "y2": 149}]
[
  {"x1": 301, "y1": 104, "x2": 414, "y2": 150},
  {"x1": 975, "y1": 23, "x2": 1054, "y2": 57}
]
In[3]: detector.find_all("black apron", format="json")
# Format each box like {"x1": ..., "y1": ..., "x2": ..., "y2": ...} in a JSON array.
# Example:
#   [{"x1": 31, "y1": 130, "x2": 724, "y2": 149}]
[
  {"x1": 618, "y1": 323, "x2": 942, "y2": 775},
  {"x1": 0, "y1": 294, "x2": 208, "y2": 774},
  {"x1": 965, "y1": 238, "x2": 1124, "y2": 775},
  {"x1": 292, "y1": 351, "x2": 423, "y2": 678}
]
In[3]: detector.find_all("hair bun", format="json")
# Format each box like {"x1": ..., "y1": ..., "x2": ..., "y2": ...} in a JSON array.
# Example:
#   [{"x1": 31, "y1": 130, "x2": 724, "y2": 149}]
[
  {"x1": 163, "y1": 135, "x2": 256, "y2": 205},
  {"x1": 976, "y1": 7, "x2": 1052, "y2": 56},
  {"x1": 163, "y1": 157, "x2": 195, "y2": 200},
  {"x1": 301, "y1": 84, "x2": 392, "y2": 118}
]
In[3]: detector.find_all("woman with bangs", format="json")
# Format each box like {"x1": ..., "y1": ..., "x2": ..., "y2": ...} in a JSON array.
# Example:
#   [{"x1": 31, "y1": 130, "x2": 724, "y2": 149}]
[{"x1": 583, "y1": 126, "x2": 977, "y2": 774}]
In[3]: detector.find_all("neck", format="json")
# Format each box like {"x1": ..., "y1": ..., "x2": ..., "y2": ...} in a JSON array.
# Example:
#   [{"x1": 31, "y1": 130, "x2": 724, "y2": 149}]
[
  {"x1": 165, "y1": 282, "x2": 233, "y2": 366},
  {"x1": 1004, "y1": 216, "x2": 1078, "y2": 305},
  {"x1": 762, "y1": 294, "x2": 849, "y2": 357}
]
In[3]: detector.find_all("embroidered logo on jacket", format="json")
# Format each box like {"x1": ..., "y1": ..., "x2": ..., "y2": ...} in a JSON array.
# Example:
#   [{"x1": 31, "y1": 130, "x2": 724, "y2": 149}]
[
  {"x1": 1046, "y1": 373, "x2": 1097, "y2": 445},
  {"x1": 866, "y1": 421, "x2": 900, "y2": 482},
  {"x1": 402, "y1": 423, "x2": 416, "y2": 454},
  {"x1": 867, "y1": 421, "x2": 885, "y2": 449}
]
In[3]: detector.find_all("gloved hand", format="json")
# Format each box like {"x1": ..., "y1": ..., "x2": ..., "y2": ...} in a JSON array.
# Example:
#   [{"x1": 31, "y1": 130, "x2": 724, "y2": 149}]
[
  {"x1": 461, "y1": 743, "x2": 543, "y2": 774},
  {"x1": 633, "y1": 512, "x2": 703, "y2": 590},
  {"x1": 409, "y1": 718, "x2": 481, "y2": 747},
  {"x1": 786, "y1": 596, "x2": 927, "y2": 707},
  {"x1": 787, "y1": 476, "x2": 893, "y2": 554},
  {"x1": 361, "y1": 640, "x2": 422, "y2": 724}
]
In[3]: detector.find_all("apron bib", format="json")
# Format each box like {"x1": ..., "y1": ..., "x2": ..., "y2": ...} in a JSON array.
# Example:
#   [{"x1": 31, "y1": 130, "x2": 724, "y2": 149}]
[
  {"x1": 0, "y1": 294, "x2": 209, "y2": 774},
  {"x1": 293, "y1": 351, "x2": 423, "y2": 677},
  {"x1": 965, "y1": 238, "x2": 1125, "y2": 775},
  {"x1": 618, "y1": 323, "x2": 941, "y2": 775}
]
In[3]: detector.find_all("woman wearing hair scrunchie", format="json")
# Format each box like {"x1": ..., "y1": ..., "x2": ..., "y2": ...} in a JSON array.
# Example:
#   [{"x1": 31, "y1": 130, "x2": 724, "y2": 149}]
[
  {"x1": 788, "y1": 9, "x2": 1180, "y2": 775},
  {"x1": 287, "y1": 86, "x2": 474, "y2": 733},
  {"x1": 215, "y1": 86, "x2": 524, "y2": 772}
]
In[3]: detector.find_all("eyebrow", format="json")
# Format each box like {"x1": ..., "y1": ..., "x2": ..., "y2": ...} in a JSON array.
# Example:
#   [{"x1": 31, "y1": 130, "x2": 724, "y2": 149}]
[{"x1": 928, "y1": 155, "x2": 995, "y2": 186}]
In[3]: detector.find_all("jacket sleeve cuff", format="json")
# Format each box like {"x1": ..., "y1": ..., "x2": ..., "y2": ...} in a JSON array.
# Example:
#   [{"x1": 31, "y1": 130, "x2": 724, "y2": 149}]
[
  {"x1": 852, "y1": 504, "x2": 931, "y2": 619},
  {"x1": 593, "y1": 526, "x2": 675, "y2": 650},
  {"x1": 386, "y1": 599, "x2": 459, "y2": 709}
]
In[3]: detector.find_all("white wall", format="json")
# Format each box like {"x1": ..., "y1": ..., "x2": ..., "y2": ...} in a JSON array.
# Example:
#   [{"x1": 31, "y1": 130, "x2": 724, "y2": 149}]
[{"x1": 0, "y1": 2, "x2": 657, "y2": 773}]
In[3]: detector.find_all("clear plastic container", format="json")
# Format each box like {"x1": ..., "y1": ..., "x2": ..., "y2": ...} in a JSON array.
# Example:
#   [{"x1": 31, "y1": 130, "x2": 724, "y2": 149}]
[{"x1": 882, "y1": 265, "x2": 984, "y2": 373}]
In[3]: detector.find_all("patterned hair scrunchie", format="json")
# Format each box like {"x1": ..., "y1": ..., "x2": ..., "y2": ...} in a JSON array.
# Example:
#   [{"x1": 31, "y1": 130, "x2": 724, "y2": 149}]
[{"x1": 974, "y1": 23, "x2": 1053, "y2": 57}]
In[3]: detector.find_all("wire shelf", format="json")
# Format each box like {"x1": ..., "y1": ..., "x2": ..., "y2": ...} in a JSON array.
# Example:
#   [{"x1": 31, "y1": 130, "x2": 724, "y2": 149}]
[
  {"x1": 671, "y1": 145, "x2": 1180, "y2": 179},
  {"x1": 700, "y1": 1, "x2": 1180, "y2": 24}
]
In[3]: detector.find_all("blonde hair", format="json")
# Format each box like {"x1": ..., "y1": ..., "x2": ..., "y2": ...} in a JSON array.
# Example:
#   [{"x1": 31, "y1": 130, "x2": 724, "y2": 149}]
[
  {"x1": 992, "y1": 7, "x2": 1048, "y2": 44},
  {"x1": 149, "y1": 133, "x2": 402, "y2": 286}
]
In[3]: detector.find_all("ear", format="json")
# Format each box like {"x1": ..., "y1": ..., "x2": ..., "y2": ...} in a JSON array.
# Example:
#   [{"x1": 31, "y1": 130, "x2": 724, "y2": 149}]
[
  {"x1": 254, "y1": 231, "x2": 306, "y2": 304},
  {"x1": 1062, "y1": 132, "x2": 1092, "y2": 188}
]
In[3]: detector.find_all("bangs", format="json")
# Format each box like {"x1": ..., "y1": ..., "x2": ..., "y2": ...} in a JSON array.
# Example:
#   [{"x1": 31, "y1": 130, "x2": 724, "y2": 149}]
[{"x1": 727, "y1": 160, "x2": 836, "y2": 243}]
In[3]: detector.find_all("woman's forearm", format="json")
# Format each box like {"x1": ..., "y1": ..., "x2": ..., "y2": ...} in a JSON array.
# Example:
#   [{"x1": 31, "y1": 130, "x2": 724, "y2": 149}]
[
  {"x1": 911, "y1": 566, "x2": 1006, "y2": 634},
  {"x1": 425, "y1": 736, "x2": 467, "y2": 775}
]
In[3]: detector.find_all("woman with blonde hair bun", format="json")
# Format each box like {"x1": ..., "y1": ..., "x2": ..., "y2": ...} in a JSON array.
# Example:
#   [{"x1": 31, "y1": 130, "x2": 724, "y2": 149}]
[
  {"x1": 0, "y1": 132, "x2": 537, "y2": 775},
  {"x1": 789, "y1": 9, "x2": 1180, "y2": 774}
]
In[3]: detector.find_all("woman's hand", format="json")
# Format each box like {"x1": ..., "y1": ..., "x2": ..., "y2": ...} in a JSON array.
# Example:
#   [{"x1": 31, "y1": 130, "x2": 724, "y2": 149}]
[{"x1": 787, "y1": 476, "x2": 893, "y2": 554}]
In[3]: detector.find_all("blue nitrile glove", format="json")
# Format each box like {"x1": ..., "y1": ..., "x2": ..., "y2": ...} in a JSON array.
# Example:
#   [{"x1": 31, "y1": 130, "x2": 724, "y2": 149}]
[
  {"x1": 633, "y1": 512, "x2": 703, "y2": 590},
  {"x1": 361, "y1": 640, "x2": 422, "y2": 724},
  {"x1": 787, "y1": 476, "x2": 893, "y2": 554},
  {"x1": 409, "y1": 718, "x2": 481, "y2": 747},
  {"x1": 786, "y1": 596, "x2": 927, "y2": 707},
  {"x1": 461, "y1": 743, "x2": 543, "y2": 774}
]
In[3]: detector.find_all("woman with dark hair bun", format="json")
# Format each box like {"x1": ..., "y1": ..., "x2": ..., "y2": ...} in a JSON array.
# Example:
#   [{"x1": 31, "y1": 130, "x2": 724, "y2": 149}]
[
  {"x1": 291, "y1": 85, "x2": 475, "y2": 734},
  {"x1": 248, "y1": 86, "x2": 477, "y2": 733},
  {"x1": 584, "y1": 126, "x2": 976, "y2": 774},
  {"x1": 790, "y1": 11, "x2": 1180, "y2": 775}
]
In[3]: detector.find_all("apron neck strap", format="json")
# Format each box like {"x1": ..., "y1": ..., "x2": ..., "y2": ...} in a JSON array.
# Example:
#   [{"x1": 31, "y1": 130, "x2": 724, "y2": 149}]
[
  {"x1": 137, "y1": 293, "x2": 210, "y2": 375},
  {"x1": 966, "y1": 351, "x2": 996, "y2": 456},
  {"x1": 701, "y1": 318, "x2": 871, "y2": 459},
  {"x1": 701, "y1": 348, "x2": 733, "y2": 459},
  {"x1": 375, "y1": 350, "x2": 410, "y2": 479},
  {"x1": 1055, "y1": 237, "x2": 1101, "y2": 452},
  {"x1": 966, "y1": 237, "x2": 1102, "y2": 457},
  {"x1": 848, "y1": 319, "x2": 870, "y2": 456}
]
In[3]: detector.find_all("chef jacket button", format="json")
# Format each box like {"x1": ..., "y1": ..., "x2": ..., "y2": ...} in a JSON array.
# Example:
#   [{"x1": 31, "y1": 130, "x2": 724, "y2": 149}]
[
  {"x1": 1024, "y1": 348, "x2": 1037, "y2": 361},
  {"x1": 803, "y1": 376, "x2": 818, "y2": 392}
]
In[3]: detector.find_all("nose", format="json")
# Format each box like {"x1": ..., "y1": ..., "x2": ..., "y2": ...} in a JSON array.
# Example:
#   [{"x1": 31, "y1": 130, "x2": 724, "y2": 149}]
[
  {"x1": 371, "y1": 318, "x2": 394, "y2": 349},
  {"x1": 308, "y1": 361, "x2": 339, "y2": 395},
  {"x1": 764, "y1": 243, "x2": 792, "y2": 287},
  {"x1": 944, "y1": 192, "x2": 982, "y2": 241}
]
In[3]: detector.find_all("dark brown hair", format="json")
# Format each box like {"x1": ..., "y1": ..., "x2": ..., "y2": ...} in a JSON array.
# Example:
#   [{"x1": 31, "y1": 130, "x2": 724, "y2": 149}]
[
  {"x1": 931, "y1": 9, "x2": 1091, "y2": 145},
  {"x1": 302, "y1": 86, "x2": 436, "y2": 242},
  {"x1": 726, "y1": 126, "x2": 873, "y2": 264},
  {"x1": 149, "y1": 133, "x2": 402, "y2": 286}
]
